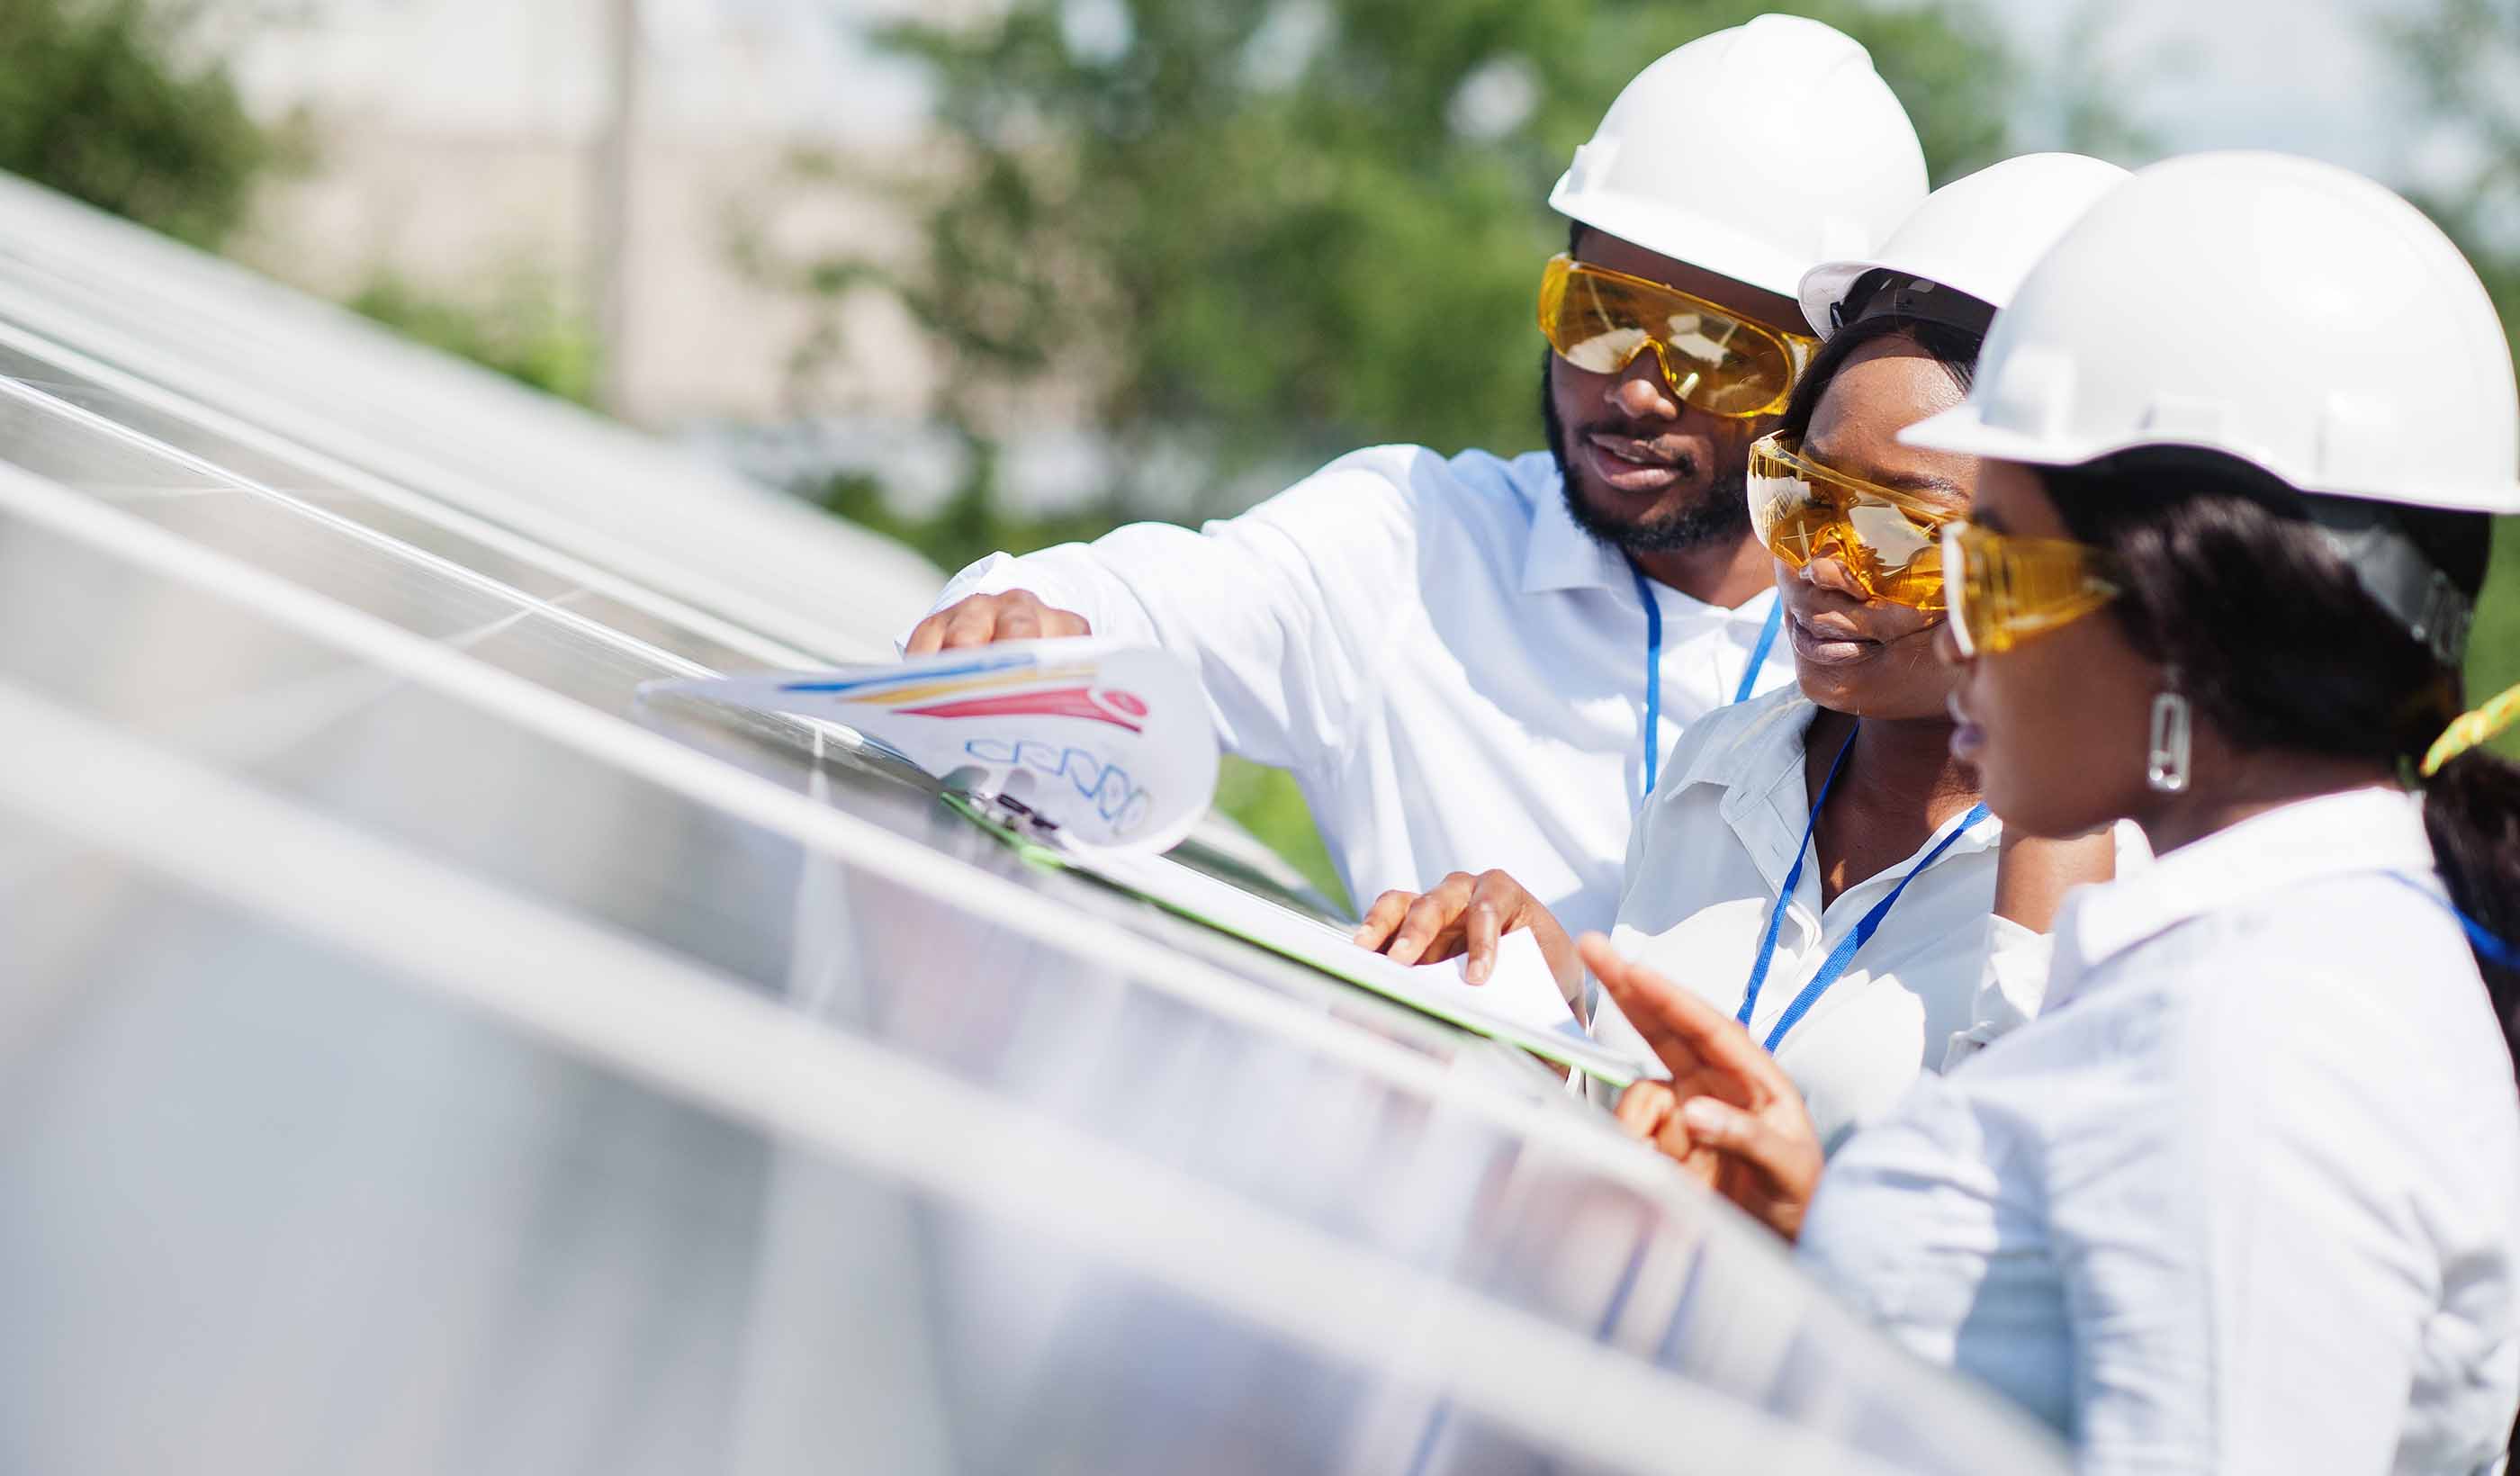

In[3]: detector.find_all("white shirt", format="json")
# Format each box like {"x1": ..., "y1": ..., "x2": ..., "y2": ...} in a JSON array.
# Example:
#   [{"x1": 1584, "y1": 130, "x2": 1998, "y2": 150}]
[
  {"x1": 1590, "y1": 688, "x2": 2048, "y2": 1148},
  {"x1": 1798, "y1": 788, "x2": 2520, "y2": 1473},
  {"x1": 918, "y1": 446, "x2": 1793, "y2": 935}
]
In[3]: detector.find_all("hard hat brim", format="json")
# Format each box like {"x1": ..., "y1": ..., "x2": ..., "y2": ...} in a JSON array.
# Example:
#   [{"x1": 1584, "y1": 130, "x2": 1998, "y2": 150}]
[
  {"x1": 1903, "y1": 403, "x2": 2520, "y2": 515},
  {"x1": 1896, "y1": 404, "x2": 2091, "y2": 467},
  {"x1": 1796, "y1": 262, "x2": 1872, "y2": 338},
  {"x1": 1550, "y1": 184, "x2": 1811, "y2": 302}
]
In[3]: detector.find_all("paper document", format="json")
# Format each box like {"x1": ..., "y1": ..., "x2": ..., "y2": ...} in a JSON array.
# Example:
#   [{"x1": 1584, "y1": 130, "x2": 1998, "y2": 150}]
[
  {"x1": 1077, "y1": 846, "x2": 1590, "y2": 1033},
  {"x1": 646, "y1": 641, "x2": 1658, "y2": 1085},
  {"x1": 650, "y1": 640, "x2": 1218, "y2": 854}
]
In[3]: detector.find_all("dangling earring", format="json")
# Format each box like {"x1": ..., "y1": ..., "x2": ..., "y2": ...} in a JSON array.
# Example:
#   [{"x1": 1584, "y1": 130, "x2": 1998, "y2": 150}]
[{"x1": 2147, "y1": 678, "x2": 2192, "y2": 795}]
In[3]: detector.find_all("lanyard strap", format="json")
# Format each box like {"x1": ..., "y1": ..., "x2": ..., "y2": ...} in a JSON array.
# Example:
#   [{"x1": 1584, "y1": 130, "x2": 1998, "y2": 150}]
[
  {"x1": 1631, "y1": 562, "x2": 1666, "y2": 796},
  {"x1": 1737, "y1": 723, "x2": 1991, "y2": 1052},
  {"x1": 1629, "y1": 564, "x2": 1785, "y2": 796},
  {"x1": 2383, "y1": 872, "x2": 2520, "y2": 971},
  {"x1": 1735, "y1": 598, "x2": 1785, "y2": 705}
]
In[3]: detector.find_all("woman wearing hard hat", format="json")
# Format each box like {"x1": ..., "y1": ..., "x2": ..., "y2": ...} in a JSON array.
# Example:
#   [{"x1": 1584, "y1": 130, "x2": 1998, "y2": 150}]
[
  {"x1": 1594, "y1": 152, "x2": 2520, "y2": 1468},
  {"x1": 1355, "y1": 155, "x2": 2130, "y2": 1153}
]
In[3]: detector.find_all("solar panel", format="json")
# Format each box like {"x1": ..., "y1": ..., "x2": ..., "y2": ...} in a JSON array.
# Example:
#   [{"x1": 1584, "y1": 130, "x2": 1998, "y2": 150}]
[
  {"x1": 0, "y1": 178, "x2": 2071, "y2": 1474},
  {"x1": 0, "y1": 174, "x2": 931, "y2": 663}
]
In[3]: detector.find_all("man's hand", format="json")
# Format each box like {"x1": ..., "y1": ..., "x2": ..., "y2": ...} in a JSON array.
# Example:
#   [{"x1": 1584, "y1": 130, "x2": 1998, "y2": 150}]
[
  {"x1": 1350, "y1": 868, "x2": 1578, "y2": 994},
  {"x1": 904, "y1": 590, "x2": 1092, "y2": 654},
  {"x1": 1582, "y1": 932, "x2": 1824, "y2": 1243}
]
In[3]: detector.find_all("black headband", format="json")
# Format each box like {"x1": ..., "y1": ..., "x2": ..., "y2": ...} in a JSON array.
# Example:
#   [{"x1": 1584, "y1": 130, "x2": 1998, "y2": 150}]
[
  {"x1": 2300, "y1": 498, "x2": 2472, "y2": 665},
  {"x1": 1835, "y1": 274, "x2": 1998, "y2": 339}
]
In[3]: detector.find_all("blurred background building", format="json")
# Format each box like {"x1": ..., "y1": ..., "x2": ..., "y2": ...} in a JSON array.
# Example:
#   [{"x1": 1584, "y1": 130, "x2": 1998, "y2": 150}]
[
  {"x1": 12, "y1": 0, "x2": 2513, "y2": 896},
  {"x1": 225, "y1": 0, "x2": 950, "y2": 428}
]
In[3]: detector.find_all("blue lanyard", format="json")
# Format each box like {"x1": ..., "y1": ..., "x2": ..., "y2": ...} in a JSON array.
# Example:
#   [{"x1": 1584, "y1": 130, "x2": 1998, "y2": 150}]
[
  {"x1": 2384, "y1": 872, "x2": 2520, "y2": 970},
  {"x1": 1629, "y1": 563, "x2": 1785, "y2": 795},
  {"x1": 1736, "y1": 722, "x2": 1991, "y2": 1052}
]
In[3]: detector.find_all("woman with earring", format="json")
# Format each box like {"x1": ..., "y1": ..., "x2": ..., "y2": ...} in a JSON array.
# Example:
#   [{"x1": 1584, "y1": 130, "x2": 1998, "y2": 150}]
[
  {"x1": 1594, "y1": 151, "x2": 2520, "y2": 1469},
  {"x1": 1354, "y1": 155, "x2": 2132, "y2": 1151}
]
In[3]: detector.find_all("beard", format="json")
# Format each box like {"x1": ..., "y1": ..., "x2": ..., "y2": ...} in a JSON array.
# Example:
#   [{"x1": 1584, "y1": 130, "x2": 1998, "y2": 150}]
[{"x1": 1540, "y1": 349, "x2": 1752, "y2": 554}]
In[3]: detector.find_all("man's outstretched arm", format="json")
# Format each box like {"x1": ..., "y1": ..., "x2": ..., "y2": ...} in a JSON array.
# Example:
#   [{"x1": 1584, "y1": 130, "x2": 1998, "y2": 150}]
[{"x1": 892, "y1": 452, "x2": 1428, "y2": 773}]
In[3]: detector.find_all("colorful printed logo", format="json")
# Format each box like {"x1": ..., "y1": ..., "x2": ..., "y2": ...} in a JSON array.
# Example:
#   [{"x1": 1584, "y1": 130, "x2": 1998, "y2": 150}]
[{"x1": 783, "y1": 659, "x2": 1148, "y2": 734}]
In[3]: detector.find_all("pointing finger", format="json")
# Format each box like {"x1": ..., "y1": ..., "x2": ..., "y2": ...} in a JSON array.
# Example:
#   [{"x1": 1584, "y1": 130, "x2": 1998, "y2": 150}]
[
  {"x1": 1678, "y1": 1098, "x2": 1795, "y2": 1189},
  {"x1": 1578, "y1": 932, "x2": 1786, "y2": 1097}
]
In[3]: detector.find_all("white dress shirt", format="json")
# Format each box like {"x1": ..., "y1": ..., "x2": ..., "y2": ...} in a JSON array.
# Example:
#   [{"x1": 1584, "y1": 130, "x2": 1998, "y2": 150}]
[
  {"x1": 917, "y1": 446, "x2": 1793, "y2": 936},
  {"x1": 1589, "y1": 688, "x2": 2049, "y2": 1148},
  {"x1": 1797, "y1": 787, "x2": 2520, "y2": 1472}
]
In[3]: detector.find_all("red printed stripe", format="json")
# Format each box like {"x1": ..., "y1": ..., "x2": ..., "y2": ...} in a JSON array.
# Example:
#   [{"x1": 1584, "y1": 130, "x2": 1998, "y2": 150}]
[{"x1": 895, "y1": 686, "x2": 1145, "y2": 733}]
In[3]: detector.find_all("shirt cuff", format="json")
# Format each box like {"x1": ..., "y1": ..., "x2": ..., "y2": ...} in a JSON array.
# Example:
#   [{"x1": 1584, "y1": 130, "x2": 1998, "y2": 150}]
[
  {"x1": 900, "y1": 551, "x2": 1091, "y2": 652},
  {"x1": 1941, "y1": 917, "x2": 2054, "y2": 1071}
]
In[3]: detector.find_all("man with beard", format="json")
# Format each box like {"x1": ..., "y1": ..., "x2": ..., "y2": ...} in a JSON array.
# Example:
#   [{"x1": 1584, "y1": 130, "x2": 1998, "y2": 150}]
[{"x1": 904, "y1": 15, "x2": 1927, "y2": 937}]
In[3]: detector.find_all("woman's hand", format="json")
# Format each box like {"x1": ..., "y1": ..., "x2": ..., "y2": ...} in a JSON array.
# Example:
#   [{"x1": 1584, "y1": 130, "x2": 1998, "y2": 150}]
[
  {"x1": 1581, "y1": 933, "x2": 1825, "y2": 1243},
  {"x1": 1351, "y1": 869, "x2": 1579, "y2": 994}
]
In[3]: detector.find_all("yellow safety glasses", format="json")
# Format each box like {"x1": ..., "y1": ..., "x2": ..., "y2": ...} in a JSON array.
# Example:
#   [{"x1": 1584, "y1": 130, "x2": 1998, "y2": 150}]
[
  {"x1": 1538, "y1": 254, "x2": 1816, "y2": 419},
  {"x1": 1748, "y1": 431, "x2": 1958, "y2": 611},
  {"x1": 1940, "y1": 522, "x2": 2122, "y2": 656}
]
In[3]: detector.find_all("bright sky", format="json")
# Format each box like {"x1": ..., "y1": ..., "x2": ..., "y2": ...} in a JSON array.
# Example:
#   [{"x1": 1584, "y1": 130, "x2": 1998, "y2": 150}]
[{"x1": 1980, "y1": 0, "x2": 2418, "y2": 177}]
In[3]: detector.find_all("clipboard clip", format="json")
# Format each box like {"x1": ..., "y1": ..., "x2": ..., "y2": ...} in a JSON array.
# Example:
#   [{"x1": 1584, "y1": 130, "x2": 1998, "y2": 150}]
[{"x1": 941, "y1": 766, "x2": 1066, "y2": 847}]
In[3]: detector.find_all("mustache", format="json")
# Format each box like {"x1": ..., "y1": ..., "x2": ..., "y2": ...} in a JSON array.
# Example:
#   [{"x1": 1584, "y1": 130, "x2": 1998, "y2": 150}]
[{"x1": 1581, "y1": 424, "x2": 1705, "y2": 478}]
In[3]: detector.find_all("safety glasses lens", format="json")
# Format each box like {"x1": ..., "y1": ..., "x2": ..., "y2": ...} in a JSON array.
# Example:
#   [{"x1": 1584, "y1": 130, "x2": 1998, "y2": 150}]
[
  {"x1": 1942, "y1": 524, "x2": 1982, "y2": 655},
  {"x1": 1940, "y1": 523, "x2": 2117, "y2": 656},
  {"x1": 1750, "y1": 437, "x2": 1950, "y2": 611},
  {"x1": 1540, "y1": 256, "x2": 1800, "y2": 418}
]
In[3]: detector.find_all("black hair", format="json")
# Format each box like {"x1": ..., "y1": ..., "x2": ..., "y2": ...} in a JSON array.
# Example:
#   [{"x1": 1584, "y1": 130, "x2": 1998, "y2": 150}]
[
  {"x1": 2038, "y1": 449, "x2": 2520, "y2": 1066},
  {"x1": 1774, "y1": 297, "x2": 1984, "y2": 446}
]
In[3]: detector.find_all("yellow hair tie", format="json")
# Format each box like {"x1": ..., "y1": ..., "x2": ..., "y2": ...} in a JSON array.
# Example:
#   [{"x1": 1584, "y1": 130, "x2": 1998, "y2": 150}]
[{"x1": 2423, "y1": 680, "x2": 2520, "y2": 778}]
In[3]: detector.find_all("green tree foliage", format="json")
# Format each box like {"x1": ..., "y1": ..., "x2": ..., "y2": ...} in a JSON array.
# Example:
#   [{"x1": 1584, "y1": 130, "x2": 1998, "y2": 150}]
[
  {"x1": 2385, "y1": 0, "x2": 2520, "y2": 756},
  {"x1": 812, "y1": 435, "x2": 1122, "y2": 578},
  {"x1": 847, "y1": 0, "x2": 2013, "y2": 492},
  {"x1": 0, "y1": 0, "x2": 270, "y2": 249}
]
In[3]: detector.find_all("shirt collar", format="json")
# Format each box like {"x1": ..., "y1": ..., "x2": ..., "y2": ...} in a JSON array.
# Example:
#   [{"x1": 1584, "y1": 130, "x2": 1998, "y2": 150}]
[
  {"x1": 1669, "y1": 687, "x2": 1814, "y2": 799},
  {"x1": 2052, "y1": 785, "x2": 2433, "y2": 994},
  {"x1": 1667, "y1": 690, "x2": 2003, "y2": 888},
  {"x1": 1518, "y1": 466, "x2": 1632, "y2": 595},
  {"x1": 1516, "y1": 465, "x2": 1786, "y2": 630}
]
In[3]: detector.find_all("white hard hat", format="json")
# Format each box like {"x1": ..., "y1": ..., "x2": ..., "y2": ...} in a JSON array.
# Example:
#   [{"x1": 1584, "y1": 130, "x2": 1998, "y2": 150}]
[
  {"x1": 1903, "y1": 150, "x2": 2520, "y2": 518},
  {"x1": 1549, "y1": 14, "x2": 1928, "y2": 300},
  {"x1": 1796, "y1": 152, "x2": 2130, "y2": 338}
]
